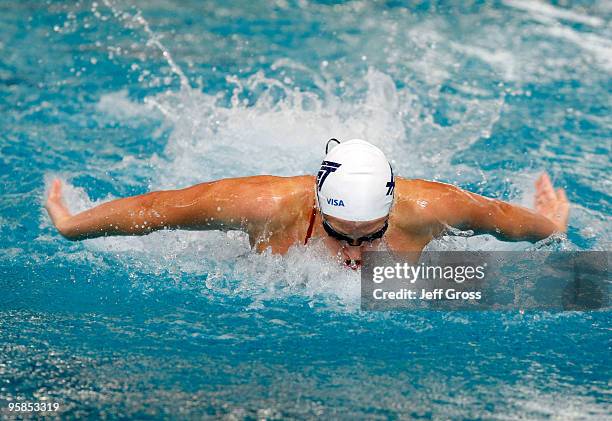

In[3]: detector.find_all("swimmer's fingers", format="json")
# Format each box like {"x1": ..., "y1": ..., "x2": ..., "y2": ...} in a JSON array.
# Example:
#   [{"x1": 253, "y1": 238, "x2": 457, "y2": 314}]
[
  {"x1": 45, "y1": 179, "x2": 72, "y2": 231},
  {"x1": 533, "y1": 174, "x2": 570, "y2": 231},
  {"x1": 46, "y1": 179, "x2": 65, "y2": 206},
  {"x1": 535, "y1": 173, "x2": 549, "y2": 189},
  {"x1": 535, "y1": 173, "x2": 557, "y2": 204},
  {"x1": 48, "y1": 179, "x2": 63, "y2": 200},
  {"x1": 534, "y1": 174, "x2": 561, "y2": 217},
  {"x1": 556, "y1": 188, "x2": 570, "y2": 227}
]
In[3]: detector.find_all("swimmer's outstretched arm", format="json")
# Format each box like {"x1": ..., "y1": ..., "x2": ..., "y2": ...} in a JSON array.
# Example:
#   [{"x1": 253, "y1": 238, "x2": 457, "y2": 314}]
[
  {"x1": 428, "y1": 173, "x2": 569, "y2": 242},
  {"x1": 45, "y1": 177, "x2": 280, "y2": 241}
]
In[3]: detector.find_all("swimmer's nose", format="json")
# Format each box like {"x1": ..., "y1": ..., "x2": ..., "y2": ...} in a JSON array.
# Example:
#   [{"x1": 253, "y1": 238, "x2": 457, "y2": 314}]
[{"x1": 342, "y1": 244, "x2": 362, "y2": 263}]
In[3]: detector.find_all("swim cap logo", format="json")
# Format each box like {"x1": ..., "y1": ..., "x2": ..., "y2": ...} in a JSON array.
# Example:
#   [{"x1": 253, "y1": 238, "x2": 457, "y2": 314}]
[
  {"x1": 386, "y1": 165, "x2": 395, "y2": 196},
  {"x1": 326, "y1": 198, "x2": 345, "y2": 207},
  {"x1": 317, "y1": 161, "x2": 341, "y2": 191}
]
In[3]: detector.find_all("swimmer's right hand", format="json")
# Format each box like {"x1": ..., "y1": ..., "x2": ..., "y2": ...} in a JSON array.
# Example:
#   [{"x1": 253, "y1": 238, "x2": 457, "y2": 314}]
[{"x1": 45, "y1": 179, "x2": 74, "y2": 238}]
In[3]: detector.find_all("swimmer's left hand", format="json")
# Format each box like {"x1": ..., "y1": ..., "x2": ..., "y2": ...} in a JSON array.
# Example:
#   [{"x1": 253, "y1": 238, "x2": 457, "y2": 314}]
[
  {"x1": 534, "y1": 173, "x2": 569, "y2": 232},
  {"x1": 45, "y1": 179, "x2": 73, "y2": 236}
]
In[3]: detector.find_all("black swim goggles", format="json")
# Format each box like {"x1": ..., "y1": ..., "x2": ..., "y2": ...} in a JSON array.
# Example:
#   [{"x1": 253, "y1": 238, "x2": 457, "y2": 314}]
[{"x1": 321, "y1": 218, "x2": 388, "y2": 246}]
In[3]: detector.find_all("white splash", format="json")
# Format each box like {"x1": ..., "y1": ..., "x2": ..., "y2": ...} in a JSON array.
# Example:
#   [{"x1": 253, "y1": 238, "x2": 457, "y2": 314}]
[{"x1": 503, "y1": 0, "x2": 605, "y2": 27}]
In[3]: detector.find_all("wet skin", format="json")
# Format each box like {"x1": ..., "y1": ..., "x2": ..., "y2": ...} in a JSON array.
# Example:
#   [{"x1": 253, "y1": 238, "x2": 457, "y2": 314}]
[{"x1": 46, "y1": 173, "x2": 569, "y2": 266}]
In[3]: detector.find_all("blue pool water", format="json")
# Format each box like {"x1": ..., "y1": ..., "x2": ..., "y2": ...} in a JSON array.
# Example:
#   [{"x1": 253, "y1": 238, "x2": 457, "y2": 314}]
[{"x1": 1, "y1": 0, "x2": 611, "y2": 418}]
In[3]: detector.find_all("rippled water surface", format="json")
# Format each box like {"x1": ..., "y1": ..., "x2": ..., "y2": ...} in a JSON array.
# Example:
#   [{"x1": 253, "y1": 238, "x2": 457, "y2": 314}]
[{"x1": 1, "y1": 0, "x2": 611, "y2": 418}]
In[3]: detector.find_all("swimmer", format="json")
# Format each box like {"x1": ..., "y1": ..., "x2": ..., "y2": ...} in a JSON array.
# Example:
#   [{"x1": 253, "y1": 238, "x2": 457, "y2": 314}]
[{"x1": 45, "y1": 139, "x2": 569, "y2": 269}]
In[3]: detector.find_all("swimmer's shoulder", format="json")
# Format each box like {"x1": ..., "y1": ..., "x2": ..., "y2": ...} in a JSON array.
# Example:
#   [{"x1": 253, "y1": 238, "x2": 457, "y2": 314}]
[
  {"x1": 395, "y1": 177, "x2": 459, "y2": 200},
  {"x1": 271, "y1": 175, "x2": 316, "y2": 219},
  {"x1": 233, "y1": 175, "x2": 315, "y2": 222},
  {"x1": 214, "y1": 174, "x2": 313, "y2": 193},
  {"x1": 201, "y1": 174, "x2": 314, "y2": 215},
  {"x1": 244, "y1": 175, "x2": 314, "y2": 200},
  {"x1": 392, "y1": 178, "x2": 460, "y2": 229}
]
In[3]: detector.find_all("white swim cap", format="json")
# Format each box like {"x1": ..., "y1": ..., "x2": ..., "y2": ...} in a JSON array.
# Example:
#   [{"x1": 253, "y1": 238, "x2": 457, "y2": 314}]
[{"x1": 316, "y1": 139, "x2": 395, "y2": 221}]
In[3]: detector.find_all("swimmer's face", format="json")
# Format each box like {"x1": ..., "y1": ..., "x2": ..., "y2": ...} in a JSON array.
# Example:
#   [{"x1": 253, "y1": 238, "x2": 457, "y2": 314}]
[{"x1": 321, "y1": 214, "x2": 387, "y2": 269}]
